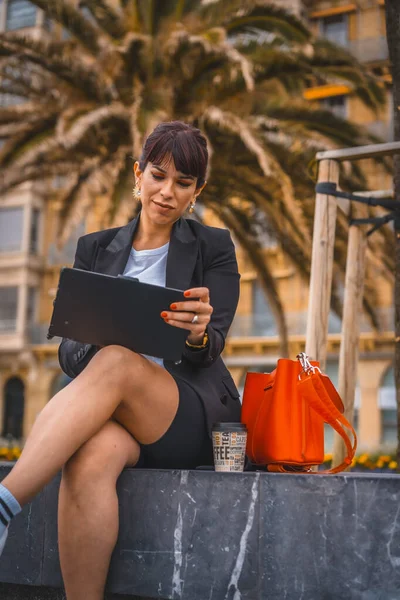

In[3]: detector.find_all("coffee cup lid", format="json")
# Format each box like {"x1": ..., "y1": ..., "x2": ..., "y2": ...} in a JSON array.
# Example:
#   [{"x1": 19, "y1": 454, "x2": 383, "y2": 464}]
[{"x1": 212, "y1": 422, "x2": 247, "y2": 431}]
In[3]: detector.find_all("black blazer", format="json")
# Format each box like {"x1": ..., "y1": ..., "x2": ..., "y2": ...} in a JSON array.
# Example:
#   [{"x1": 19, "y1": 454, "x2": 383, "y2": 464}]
[{"x1": 58, "y1": 215, "x2": 242, "y2": 437}]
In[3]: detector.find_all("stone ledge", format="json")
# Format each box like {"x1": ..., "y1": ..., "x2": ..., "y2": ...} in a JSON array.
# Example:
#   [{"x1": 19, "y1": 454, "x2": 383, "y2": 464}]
[
  {"x1": 0, "y1": 582, "x2": 143, "y2": 599},
  {"x1": 1, "y1": 464, "x2": 400, "y2": 599}
]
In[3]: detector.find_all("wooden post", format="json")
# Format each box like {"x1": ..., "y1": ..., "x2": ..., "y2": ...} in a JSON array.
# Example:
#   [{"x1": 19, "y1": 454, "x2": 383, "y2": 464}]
[
  {"x1": 332, "y1": 204, "x2": 368, "y2": 468},
  {"x1": 305, "y1": 159, "x2": 339, "y2": 369}
]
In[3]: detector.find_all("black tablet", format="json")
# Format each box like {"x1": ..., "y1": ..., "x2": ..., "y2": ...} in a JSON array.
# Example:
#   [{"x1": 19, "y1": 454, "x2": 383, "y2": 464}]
[{"x1": 47, "y1": 267, "x2": 190, "y2": 361}]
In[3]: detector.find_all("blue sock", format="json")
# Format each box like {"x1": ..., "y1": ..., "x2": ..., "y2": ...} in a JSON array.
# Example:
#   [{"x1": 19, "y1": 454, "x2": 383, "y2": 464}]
[{"x1": 0, "y1": 484, "x2": 21, "y2": 535}]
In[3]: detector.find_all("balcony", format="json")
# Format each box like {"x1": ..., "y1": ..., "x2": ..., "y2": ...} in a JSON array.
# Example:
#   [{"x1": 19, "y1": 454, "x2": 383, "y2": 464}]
[
  {"x1": 0, "y1": 331, "x2": 25, "y2": 352},
  {"x1": 230, "y1": 310, "x2": 342, "y2": 338}
]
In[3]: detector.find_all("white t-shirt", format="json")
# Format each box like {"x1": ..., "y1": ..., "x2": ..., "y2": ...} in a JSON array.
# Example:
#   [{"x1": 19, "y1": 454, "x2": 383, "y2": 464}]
[{"x1": 122, "y1": 242, "x2": 169, "y2": 367}]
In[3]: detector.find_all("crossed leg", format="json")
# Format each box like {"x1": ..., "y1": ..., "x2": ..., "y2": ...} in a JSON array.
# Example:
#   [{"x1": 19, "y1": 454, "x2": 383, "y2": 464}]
[
  {"x1": 58, "y1": 419, "x2": 140, "y2": 600},
  {"x1": 2, "y1": 344, "x2": 180, "y2": 505},
  {"x1": 1, "y1": 345, "x2": 182, "y2": 599}
]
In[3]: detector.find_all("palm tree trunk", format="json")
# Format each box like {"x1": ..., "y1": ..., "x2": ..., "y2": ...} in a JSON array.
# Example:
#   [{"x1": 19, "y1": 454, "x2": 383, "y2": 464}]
[{"x1": 384, "y1": 1, "x2": 400, "y2": 470}]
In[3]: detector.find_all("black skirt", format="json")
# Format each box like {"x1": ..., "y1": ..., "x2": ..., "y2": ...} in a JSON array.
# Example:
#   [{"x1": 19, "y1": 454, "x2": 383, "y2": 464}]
[{"x1": 133, "y1": 377, "x2": 214, "y2": 470}]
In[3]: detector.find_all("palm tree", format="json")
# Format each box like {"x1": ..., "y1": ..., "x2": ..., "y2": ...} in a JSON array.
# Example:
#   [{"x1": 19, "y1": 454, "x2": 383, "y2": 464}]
[
  {"x1": 0, "y1": 0, "x2": 393, "y2": 355},
  {"x1": 384, "y1": 0, "x2": 400, "y2": 467}
]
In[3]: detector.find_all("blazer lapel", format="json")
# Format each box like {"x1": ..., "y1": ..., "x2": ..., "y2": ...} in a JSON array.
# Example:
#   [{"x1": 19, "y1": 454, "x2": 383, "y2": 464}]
[
  {"x1": 166, "y1": 218, "x2": 199, "y2": 291},
  {"x1": 94, "y1": 216, "x2": 139, "y2": 276},
  {"x1": 94, "y1": 214, "x2": 198, "y2": 291}
]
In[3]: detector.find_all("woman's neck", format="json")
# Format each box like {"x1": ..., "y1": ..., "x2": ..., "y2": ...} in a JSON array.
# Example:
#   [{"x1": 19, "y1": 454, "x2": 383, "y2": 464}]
[{"x1": 132, "y1": 212, "x2": 173, "y2": 250}]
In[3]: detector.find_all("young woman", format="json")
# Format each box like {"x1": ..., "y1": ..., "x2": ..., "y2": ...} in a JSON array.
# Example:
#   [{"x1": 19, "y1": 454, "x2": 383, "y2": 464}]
[{"x1": 0, "y1": 121, "x2": 241, "y2": 599}]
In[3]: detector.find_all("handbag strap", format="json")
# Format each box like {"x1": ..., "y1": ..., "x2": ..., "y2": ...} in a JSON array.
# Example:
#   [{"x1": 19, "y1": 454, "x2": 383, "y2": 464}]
[{"x1": 297, "y1": 370, "x2": 357, "y2": 474}]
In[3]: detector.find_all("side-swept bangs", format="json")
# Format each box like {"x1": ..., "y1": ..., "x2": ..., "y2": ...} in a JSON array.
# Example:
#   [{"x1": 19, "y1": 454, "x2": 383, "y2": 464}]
[{"x1": 139, "y1": 121, "x2": 208, "y2": 189}]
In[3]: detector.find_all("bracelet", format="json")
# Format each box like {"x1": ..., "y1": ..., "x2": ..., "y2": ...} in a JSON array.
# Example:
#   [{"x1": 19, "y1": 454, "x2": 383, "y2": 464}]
[{"x1": 185, "y1": 332, "x2": 209, "y2": 349}]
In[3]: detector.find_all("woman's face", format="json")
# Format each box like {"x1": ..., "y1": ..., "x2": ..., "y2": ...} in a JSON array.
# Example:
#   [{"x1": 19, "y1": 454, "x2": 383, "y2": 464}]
[{"x1": 133, "y1": 158, "x2": 205, "y2": 226}]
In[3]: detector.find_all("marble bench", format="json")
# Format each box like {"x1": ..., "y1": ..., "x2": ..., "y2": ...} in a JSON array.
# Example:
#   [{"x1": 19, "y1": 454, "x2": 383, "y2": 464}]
[{"x1": 1, "y1": 463, "x2": 400, "y2": 599}]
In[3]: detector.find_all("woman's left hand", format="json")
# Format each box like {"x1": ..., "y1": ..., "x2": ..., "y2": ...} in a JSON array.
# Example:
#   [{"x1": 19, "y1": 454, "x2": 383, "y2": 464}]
[{"x1": 161, "y1": 287, "x2": 213, "y2": 345}]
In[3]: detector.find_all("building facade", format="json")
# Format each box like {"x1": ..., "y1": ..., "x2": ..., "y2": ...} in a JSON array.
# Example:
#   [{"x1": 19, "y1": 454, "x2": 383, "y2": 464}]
[{"x1": 0, "y1": 0, "x2": 396, "y2": 453}]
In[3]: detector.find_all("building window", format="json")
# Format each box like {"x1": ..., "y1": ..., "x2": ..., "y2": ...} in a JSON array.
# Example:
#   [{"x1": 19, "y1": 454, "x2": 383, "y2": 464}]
[
  {"x1": 0, "y1": 287, "x2": 18, "y2": 333},
  {"x1": 229, "y1": 280, "x2": 278, "y2": 337},
  {"x1": 252, "y1": 282, "x2": 278, "y2": 337},
  {"x1": 320, "y1": 14, "x2": 348, "y2": 47},
  {"x1": 381, "y1": 409, "x2": 397, "y2": 446},
  {"x1": 0, "y1": 206, "x2": 24, "y2": 252},
  {"x1": 2, "y1": 376, "x2": 24, "y2": 439},
  {"x1": 6, "y1": 0, "x2": 37, "y2": 31},
  {"x1": 30, "y1": 207, "x2": 40, "y2": 254},
  {"x1": 379, "y1": 366, "x2": 396, "y2": 446},
  {"x1": 320, "y1": 95, "x2": 348, "y2": 120}
]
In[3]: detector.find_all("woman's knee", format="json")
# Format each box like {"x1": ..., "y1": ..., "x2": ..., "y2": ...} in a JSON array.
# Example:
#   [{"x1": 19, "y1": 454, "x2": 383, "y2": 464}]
[
  {"x1": 62, "y1": 420, "x2": 140, "y2": 488},
  {"x1": 93, "y1": 345, "x2": 140, "y2": 369},
  {"x1": 89, "y1": 345, "x2": 148, "y2": 388}
]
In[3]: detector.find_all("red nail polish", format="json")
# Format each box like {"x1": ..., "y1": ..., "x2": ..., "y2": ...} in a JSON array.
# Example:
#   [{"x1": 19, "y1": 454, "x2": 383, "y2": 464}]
[
  {"x1": 170, "y1": 303, "x2": 177, "y2": 310},
  {"x1": 164, "y1": 318, "x2": 169, "y2": 323},
  {"x1": 161, "y1": 311, "x2": 168, "y2": 318},
  {"x1": 184, "y1": 291, "x2": 190, "y2": 297}
]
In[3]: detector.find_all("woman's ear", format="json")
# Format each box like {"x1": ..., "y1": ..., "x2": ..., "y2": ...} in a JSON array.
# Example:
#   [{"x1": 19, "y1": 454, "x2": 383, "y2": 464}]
[
  {"x1": 133, "y1": 161, "x2": 142, "y2": 179},
  {"x1": 195, "y1": 181, "x2": 207, "y2": 198}
]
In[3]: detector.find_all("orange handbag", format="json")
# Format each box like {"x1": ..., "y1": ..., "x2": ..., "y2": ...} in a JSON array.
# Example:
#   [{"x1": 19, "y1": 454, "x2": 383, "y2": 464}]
[{"x1": 241, "y1": 353, "x2": 357, "y2": 474}]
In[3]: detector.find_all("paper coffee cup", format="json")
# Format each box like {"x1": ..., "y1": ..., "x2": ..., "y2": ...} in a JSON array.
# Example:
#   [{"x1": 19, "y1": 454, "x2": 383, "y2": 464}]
[{"x1": 212, "y1": 422, "x2": 247, "y2": 472}]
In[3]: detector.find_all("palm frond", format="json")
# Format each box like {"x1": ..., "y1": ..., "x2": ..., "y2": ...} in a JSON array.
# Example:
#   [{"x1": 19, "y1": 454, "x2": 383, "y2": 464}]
[
  {"x1": 248, "y1": 46, "x2": 311, "y2": 89},
  {"x1": 80, "y1": 1, "x2": 127, "y2": 39},
  {"x1": 198, "y1": 2, "x2": 310, "y2": 44},
  {"x1": 57, "y1": 103, "x2": 130, "y2": 151},
  {"x1": 201, "y1": 107, "x2": 311, "y2": 245},
  {"x1": 30, "y1": 0, "x2": 102, "y2": 55},
  {"x1": 0, "y1": 35, "x2": 114, "y2": 102},
  {"x1": 2, "y1": 103, "x2": 130, "y2": 172},
  {"x1": 263, "y1": 102, "x2": 376, "y2": 148},
  {"x1": 105, "y1": 151, "x2": 133, "y2": 223},
  {"x1": 166, "y1": 26, "x2": 254, "y2": 94},
  {"x1": 0, "y1": 116, "x2": 58, "y2": 166},
  {"x1": 56, "y1": 156, "x2": 110, "y2": 241},
  {"x1": 0, "y1": 160, "x2": 78, "y2": 196},
  {"x1": 208, "y1": 199, "x2": 289, "y2": 357},
  {"x1": 0, "y1": 103, "x2": 39, "y2": 123},
  {"x1": 0, "y1": 0, "x2": 391, "y2": 351},
  {"x1": 310, "y1": 39, "x2": 386, "y2": 111}
]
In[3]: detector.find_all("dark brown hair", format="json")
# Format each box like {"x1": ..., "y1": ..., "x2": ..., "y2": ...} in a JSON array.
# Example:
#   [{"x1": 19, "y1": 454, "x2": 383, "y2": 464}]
[{"x1": 138, "y1": 121, "x2": 208, "y2": 189}]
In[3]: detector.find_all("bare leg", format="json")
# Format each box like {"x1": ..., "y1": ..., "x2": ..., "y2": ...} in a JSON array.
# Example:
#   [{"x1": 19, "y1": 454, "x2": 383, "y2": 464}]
[
  {"x1": 59, "y1": 420, "x2": 140, "y2": 600},
  {"x1": 2, "y1": 345, "x2": 179, "y2": 506}
]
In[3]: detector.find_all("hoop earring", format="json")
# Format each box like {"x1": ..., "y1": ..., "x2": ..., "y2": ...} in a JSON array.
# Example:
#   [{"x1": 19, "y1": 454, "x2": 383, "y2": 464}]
[{"x1": 189, "y1": 202, "x2": 196, "y2": 214}]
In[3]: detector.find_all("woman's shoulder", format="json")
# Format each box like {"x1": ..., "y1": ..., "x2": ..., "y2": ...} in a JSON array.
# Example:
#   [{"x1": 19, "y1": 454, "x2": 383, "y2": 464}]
[
  {"x1": 78, "y1": 225, "x2": 123, "y2": 248},
  {"x1": 186, "y1": 218, "x2": 232, "y2": 244}
]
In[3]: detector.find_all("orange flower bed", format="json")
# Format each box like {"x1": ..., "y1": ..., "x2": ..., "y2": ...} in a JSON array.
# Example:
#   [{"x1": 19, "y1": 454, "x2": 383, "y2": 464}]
[
  {"x1": 323, "y1": 453, "x2": 398, "y2": 471},
  {"x1": 0, "y1": 446, "x2": 22, "y2": 461}
]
